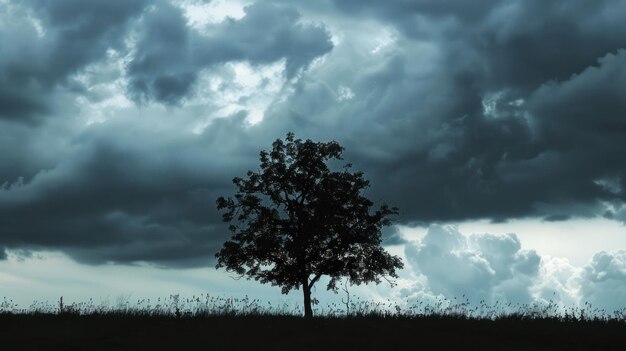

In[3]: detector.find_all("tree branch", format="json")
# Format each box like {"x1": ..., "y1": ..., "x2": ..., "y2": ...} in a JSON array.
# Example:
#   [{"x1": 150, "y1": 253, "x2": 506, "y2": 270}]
[{"x1": 308, "y1": 273, "x2": 323, "y2": 289}]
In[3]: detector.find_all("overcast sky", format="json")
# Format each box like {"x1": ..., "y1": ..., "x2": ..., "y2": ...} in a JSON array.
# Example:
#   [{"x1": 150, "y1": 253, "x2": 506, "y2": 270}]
[{"x1": 1, "y1": 0, "x2": 625, "y2": 313}]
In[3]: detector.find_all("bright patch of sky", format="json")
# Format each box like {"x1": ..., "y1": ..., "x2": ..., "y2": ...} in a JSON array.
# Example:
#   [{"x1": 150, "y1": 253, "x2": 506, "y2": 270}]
[
  {"x1": 192, "y1": 60, "x2": 287, "y2": 133},
  {"x1": 27, "y1": 13, "x2": 45, "y2": 38},
  {"x1": 370, "y1": 27, "x2": 397, "y2": 54},
  {"x1": 336, "y1": 85, "x2": 355, "y2": 102},
  {"x1": 72, "y1": 49, "x2": 134, "y2": 126},
  {"x1": 398, "y1": 218, "x2": 626, "y2": 267},
  {"x1": 178, "y1": 0, "x2": 248, "y2": 28},
  {"x1": 0, "y1": 250, "x2": 343, "y2": 310}
]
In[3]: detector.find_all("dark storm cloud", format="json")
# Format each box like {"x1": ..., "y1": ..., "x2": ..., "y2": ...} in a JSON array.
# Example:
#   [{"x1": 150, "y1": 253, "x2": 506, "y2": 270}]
[
  {"x1": 0, "y1": 0, "x2": 333, "y2": 266},
  {"x1": 0, "y1": 115, "x2": 262, "y2": 266},
  {"x1": 127, "y1": 1, "x2": 334, "y2": 104},
  {"x1": 258, "y1": 0, "x2": 626, "y2": 222},
  {"x1": 0, "y1": 0, "x2": 149, "y2": 122},
  {"x1": 2, "y1": 0, "x2": 626, "y2": 267},
  {"x1": 259, "y1": 49, "x2": 544, "y2": 222},
  {"x1": 126, "y1": 1, "x2": 196, "y2": 104},
  {"x1": 27, "y1": 0, "x2": 149, "y2": 78},
  {"x1": 450, "y1": 0, "x2": 626, "y2": 93},
  {"x1": 527, "y1": 50, "x2": 626, "y2": 218},
  {"x1": 304, "y1": 0, "x2": 626, "y2": 99},
  {"x1": 335, "y1": 0, "x2": 626, "y2": 92},
  {"x1": 381, "y1": 226, "x2": 407, "y2": 246},
  {"x1": 331, "y1": 0, "x2": 499, "y2": 23}
]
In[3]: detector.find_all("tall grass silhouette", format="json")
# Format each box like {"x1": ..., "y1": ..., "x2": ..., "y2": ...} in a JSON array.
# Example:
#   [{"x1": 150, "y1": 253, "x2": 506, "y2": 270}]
[
  {"x1": 2, "y1": 294, "x2": 625, "y2": 322},
  {"x1": 2, "y1": 294, "x2": 624, "y2": 351}
]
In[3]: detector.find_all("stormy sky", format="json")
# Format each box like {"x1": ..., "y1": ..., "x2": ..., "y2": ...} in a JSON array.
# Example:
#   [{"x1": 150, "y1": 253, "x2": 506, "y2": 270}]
[{"x1": 1, "y1": 0, "x2": 626, "y2": 311}]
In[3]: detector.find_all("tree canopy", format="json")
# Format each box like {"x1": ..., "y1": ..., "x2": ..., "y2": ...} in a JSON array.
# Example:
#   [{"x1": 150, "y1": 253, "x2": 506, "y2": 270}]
[{"x1": 215, "y1": 132, "x2": 403, "y2": 317}]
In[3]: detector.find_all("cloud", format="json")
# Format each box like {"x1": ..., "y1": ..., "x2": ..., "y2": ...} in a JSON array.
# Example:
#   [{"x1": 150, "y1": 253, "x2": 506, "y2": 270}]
[
  {"x1": 381, "y1": 226, "x2": 407, "y2": 246},
  {"x1": 577, "y1": 250, "x2": 626, "y2": 312},
  {"x1": 532, "y1": 256, "x2": 579, "y2": 307},
  {"x1": 260, "y1": 36, "x2": 544, "y2": 221},
  {"x1": 328, "y1": 0, "x2": 626, "y2": 92},
  {"x1": 2, "y1": 0, "x2": 626, "y2": 268},
  {"x1": 0, "y1": 115, "x2": 262, "y2": 266},
  {"x1": 256, "y1": 0, "x2": 626, "y2": 223},
  {"x1": 404, "y1": 225, "x2": 541, "y2": 304},
  {"x1": 126, "y1": 2, "x2": 195, "y2": 105},
  {"x1": 0, "y1": 0, "x2": 334, "y2": 266},
  {"x1": 0, "y1": 0, "x2": 149, "y2": 123},
  {"x1": 127, "y1": 1, "x2": 334, "y2": 104},
  {"x1": 401, "y1": 225, "x2": 626, "y2": 312}
]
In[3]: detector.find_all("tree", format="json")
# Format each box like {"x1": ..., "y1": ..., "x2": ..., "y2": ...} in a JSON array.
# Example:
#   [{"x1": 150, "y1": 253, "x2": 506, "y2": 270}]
[{"x1": 215, "y1": 133, "x2": 403, "y2": 318}]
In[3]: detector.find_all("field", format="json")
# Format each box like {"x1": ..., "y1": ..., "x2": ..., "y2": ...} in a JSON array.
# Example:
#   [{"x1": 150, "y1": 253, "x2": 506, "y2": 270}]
[
  {"x1": 1, "y1": 296, "x2": 624, "y2": 350},
  {"x1": 1, "y1": 314, "x2": 625, "y2": 350}
]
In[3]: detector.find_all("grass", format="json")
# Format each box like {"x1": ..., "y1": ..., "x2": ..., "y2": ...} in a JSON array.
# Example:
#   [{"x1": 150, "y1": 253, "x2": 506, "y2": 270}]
[{"x1": 1, "y1": 295, "x2": 625, "y2": 350}]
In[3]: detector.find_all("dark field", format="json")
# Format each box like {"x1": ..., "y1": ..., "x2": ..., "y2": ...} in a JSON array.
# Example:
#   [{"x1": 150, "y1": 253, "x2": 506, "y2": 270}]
[{"x1": 1, "y1": 314, "x2": 624, "y2": 351}]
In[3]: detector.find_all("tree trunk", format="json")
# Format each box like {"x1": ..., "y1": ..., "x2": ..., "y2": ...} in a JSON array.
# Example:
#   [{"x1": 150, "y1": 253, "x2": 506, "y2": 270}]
[{"x1": 302, "y1": 280, "x2": 313, "y2": 318}]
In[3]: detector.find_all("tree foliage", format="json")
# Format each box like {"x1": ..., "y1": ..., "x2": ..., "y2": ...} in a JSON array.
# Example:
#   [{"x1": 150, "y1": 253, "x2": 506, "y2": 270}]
[{"x1": 215, "y1": 133, "x2": 403, "y2": 317}]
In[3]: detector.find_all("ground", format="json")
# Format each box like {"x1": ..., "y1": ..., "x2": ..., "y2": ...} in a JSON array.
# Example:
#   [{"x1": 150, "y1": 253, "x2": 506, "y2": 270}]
[{"x1": 0, "y1": 314, "x2": 624, "y2": 350}]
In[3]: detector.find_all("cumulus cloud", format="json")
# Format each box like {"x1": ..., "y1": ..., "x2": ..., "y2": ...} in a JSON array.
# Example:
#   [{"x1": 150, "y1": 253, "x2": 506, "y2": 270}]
[
  {"x1": 532, "y1": 256, "x2": 580, "y2": 307},
  {"x1": 401, "y1": 225, "x2": 626, "y2": 312},
  {"x1": 577, "y1": 250, "x2": 626, "y2": 312},
  {"x1": 404, "y1": 225, "x2": 541, "y2": 304}
]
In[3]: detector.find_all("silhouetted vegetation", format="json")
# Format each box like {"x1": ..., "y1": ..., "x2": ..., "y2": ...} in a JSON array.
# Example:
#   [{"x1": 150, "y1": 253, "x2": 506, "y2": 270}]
[
  {"x1": 216, "y1": 133, "x2": 403, "y2": 318},
  {"x1": 1, "y1": 295, "x2": 624, "y2": 350},
  {"x1": 3, "y1": 294, "x2": 626, "y2": 320}
]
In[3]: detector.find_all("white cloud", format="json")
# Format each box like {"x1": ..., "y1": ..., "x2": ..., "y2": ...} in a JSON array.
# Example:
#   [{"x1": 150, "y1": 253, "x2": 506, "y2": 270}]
[
  {"x1": 190, "y1": 59, "x2": 288, "y2": 131},
  {"x1": 457, "y1": 218, "x2": 626, "y2": 266},
  {"x1": 404, "y1": 225, "x2": 541, "y2": 305},
  {"x1": 336, "y1": 85, "x2": 354, "y2": 102},
  {"x1": 532, "y1": 255, "x2": 579, "y2": 307},
  {"x1": 370, "y1": 26, "x2": 396, "y2": 54},
  {"x1": 177, "y1": 0, "x2": 248, "y2": 29},
  {"x1": 577, "y1": 250, "x2": 626, "y2": 312},
  {"x1": 401, "y1": 224, "x2": 626, "y2": 313},
  {"x1": 27, "y1": 13, "x2": 45, "y2": 38}
]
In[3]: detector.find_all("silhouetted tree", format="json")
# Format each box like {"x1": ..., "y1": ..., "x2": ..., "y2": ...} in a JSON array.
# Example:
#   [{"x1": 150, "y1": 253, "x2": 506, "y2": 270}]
[{"x1": 215, "y1": 133, "x2": 403, "y2": 318}]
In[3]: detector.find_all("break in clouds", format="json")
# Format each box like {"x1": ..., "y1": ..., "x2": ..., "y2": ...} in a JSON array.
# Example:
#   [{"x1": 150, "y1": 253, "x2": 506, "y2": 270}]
[
  {"x1": 1, "y1": 0, "x2": 626, "y2": 306},
  {"x1": 401, "y1": 226, "x2": 626, "y2": 312}
]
